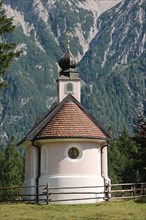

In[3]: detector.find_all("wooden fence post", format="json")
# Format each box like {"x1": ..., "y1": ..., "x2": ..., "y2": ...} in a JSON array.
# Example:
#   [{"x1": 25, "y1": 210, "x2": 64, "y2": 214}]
[
  {"x1": 131, "y1": 184, "x2": 134, "y2": 197},
  {"x1": 133, "y1": 184, "x2": 136, "y2": 198},
  {"x1": 141, "y1": 183, "x2": 145, "y2": 196},
  {"x1": 104, "y1": 183, "x2": 110, "y2": 201},
  {"x1": 46, "y1": 183, "x2": 49, "y2": 205}
]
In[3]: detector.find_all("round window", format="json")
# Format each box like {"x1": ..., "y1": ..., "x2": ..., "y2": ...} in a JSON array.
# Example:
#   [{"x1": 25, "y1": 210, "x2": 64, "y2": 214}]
[{"x1": 68, "y1": 147, "x2": 79, "y2": 159}]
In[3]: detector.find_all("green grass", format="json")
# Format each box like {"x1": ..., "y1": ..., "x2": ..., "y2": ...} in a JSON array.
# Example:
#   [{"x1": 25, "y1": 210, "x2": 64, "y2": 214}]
[{"x1": 0, "y1": 199, "x2": 146, "y2": 220}]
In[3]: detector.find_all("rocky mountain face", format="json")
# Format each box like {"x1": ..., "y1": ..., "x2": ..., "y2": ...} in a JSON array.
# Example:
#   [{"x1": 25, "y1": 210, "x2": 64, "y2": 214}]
[
  {"x1": 0, "y1": 0, "x2": 145, "y2": 144},
  {"x1": 79, "y1": 0, "x2": 145, "y2": 134}
]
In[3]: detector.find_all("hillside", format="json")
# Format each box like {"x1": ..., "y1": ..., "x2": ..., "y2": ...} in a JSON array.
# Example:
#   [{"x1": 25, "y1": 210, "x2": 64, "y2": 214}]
[
  {"x1": 0, "y1": 0, "x2": 145, "y2": 144},
  {"x1": 79, "y1": 0, "x2": 145, "y2": 134}
]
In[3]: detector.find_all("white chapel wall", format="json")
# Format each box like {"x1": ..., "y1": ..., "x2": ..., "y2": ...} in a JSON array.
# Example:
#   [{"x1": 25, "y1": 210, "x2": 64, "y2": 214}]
[{"x1": 58, "y1": 80, "x2": 81, "y2": 102}]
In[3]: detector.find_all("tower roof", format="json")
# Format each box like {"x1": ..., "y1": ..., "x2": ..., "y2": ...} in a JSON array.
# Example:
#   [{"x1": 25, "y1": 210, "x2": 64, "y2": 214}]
[
  {"x1": 18, "y1": 95, "x2": 112, "y2": 145},
  {"x1": 58, "y1": 49, "x2": 77, "y2": 70}
]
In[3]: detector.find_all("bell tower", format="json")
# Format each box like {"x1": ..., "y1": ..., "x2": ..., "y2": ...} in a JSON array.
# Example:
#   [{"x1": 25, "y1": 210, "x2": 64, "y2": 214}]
[{"x1": 57, "y1": 32, "x2": 81, "y2": 103}]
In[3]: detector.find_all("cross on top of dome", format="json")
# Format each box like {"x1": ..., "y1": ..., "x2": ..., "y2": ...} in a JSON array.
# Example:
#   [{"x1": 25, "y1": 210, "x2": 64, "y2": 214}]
[
  {"x1": 66, "y1": 31, "x2": 71, "y2": 50},
  {"x1": 58, "y1": 32, "x2": 77, "y2": 70}
]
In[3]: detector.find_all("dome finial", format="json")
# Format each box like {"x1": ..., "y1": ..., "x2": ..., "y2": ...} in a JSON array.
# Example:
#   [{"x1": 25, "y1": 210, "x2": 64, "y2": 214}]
[
  {"x1": 58, "y1": 32, "x2": 77, "y2": 70},
  {"x1": 66, "y1": 31, "x2": 71, "y2": 50}
]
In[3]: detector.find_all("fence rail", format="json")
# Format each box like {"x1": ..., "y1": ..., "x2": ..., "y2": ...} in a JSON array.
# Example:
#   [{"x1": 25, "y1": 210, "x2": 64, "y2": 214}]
[{"x1": 0, "y1": 182, "x2": 145, "y2": 204}]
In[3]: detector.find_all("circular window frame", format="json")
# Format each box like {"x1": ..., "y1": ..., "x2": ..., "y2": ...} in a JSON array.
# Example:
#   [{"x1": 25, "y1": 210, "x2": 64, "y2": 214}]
[
  {"x1": 65, "y1": 144, "x2": 83, "y2": 160},
  {"x1": 68, "y1": 147, "x2": 79, "y2": 159}
]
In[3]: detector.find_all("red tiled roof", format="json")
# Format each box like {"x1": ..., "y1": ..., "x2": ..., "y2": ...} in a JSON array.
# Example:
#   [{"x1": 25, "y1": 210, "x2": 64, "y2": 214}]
[
  {"x1": 37, "y1": 101, "x2": 107, "y2": 139},
  {"x1": 17, "y1": 95, "x2": 112, "y2": 146}
]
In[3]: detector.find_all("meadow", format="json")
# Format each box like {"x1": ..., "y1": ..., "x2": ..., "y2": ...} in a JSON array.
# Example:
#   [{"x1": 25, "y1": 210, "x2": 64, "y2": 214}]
[{"x1": 0, "y1": 199, "x2": 146, "y2": 220}]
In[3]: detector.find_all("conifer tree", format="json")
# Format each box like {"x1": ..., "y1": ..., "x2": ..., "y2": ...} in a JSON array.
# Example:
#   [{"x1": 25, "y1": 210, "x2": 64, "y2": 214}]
[
  {"x1": 0, "y1": 137, "x2": 24, "y2": 200},
  {"x1": 133, "y1": 110, "x2": 146, "y2": 181},
  {"x1": 0, "y1": 0, "x2": 20, "y2": 89},
  {"x1": 109, "y1": 128, "x2": 138, "y2": 183},
  {"x1": 2, "y1": 136, "x2": 24, "y2": 187}
]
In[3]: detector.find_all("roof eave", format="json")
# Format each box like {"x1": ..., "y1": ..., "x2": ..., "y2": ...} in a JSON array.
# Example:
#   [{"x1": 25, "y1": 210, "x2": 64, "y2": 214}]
[{"x1": 34, "y1": 136, "x2": 111, "y2": 141}]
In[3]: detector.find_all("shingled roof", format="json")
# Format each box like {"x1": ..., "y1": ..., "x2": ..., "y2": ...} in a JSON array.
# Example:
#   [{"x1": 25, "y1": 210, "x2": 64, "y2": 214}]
[{"x1": 18, "y1": 94, "x2": 112, "y2": 145}]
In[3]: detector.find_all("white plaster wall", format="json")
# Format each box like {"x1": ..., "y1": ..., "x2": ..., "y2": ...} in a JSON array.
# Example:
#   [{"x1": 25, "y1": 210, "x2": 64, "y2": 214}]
[
  {"x1": 23, "y1": 146, "x2": 38, "y2": 200},
  {"x1": 39, "y1": 175, "x2": 104, "y2": 204},
  {"x1": 58, "y1": 80, "x2": 81, "y2": 102},
  {"x1": 23, "y1": 140, "x2": 110, "y2": 203},
  {"x1": 39, "y1": 141, "x2": 105, "y2": 203},
  {"x1": 101, "y1": 147, "x2": 108, "y2": 179},
  {"x1": 25, "y1": 146, "x2": 38, "y2": 179},
  {"x1": 25, "y1": 147, "x2": 30, "y2": 179},
  {"x1": 40, "y1": 142, "x2": 101, "y2": 176}
]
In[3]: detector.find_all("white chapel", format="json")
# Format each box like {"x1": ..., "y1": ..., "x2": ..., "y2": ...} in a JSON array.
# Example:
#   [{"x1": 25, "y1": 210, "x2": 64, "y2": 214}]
[{"x1": 18, "y1": 36, "x2": 112, "y2": 204}]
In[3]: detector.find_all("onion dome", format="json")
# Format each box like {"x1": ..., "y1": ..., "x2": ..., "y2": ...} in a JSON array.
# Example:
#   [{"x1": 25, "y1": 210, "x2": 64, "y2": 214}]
[
  {"x1": 58, "y1": 31, "x2": 77, "y2": 70},
  {"x1": 59, "y1": 49, "x2": 77, "y2": 70}
]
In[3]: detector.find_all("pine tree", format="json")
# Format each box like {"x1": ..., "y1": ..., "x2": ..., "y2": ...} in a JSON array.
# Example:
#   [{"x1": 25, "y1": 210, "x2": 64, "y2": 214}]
[
  {"x1": 0, "y1": 137, "x2": 24, "y2": 200},
  {"x1": 0, "y1": 0, "x2": 20, "y2": 89},
  {"x1": 2, "y1": 136, "x2": 23, "y2": 187},
  {"x1": 133, "y1": 110, "x2": 146, "y2": 181},
  {"x1": 109, "y1": 128, "x2": 138, "y2": 183},
  {"x1": 133, "y1": 110, "x2": 146, "y2": 147}
]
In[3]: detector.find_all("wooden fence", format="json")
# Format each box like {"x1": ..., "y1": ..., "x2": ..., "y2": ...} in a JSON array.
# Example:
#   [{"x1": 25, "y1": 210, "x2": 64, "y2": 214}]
[{"x1": 0, "y1": 182, "x2": 146, "y2": 204}]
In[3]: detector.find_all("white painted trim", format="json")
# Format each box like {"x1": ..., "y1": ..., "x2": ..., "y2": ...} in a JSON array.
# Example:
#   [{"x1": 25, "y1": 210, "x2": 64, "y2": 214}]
[
  {"x1": 20, "y1": 140, "x2": 32, "y2": 148},
  {"x1": 40, "y1": 174, "x2": 103, "y2": 178},
  {"x1": 35, "y1": 138, "x2": 107, "y2": 145}
]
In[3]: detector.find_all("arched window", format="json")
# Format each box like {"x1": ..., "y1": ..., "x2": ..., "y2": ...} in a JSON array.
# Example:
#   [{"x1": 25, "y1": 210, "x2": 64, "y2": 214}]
[
  {"x1": 41, "y1": 147, "x2": 48, "y2": 172},
  {"x1": 65, "y1": 82, "x2": 74, "y2": 94}
]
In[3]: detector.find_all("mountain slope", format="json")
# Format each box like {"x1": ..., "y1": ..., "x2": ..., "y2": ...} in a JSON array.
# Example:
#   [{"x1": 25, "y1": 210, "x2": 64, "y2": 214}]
[{"x1": 79, "y1": 0, "x2": 145, "y2": 134}]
